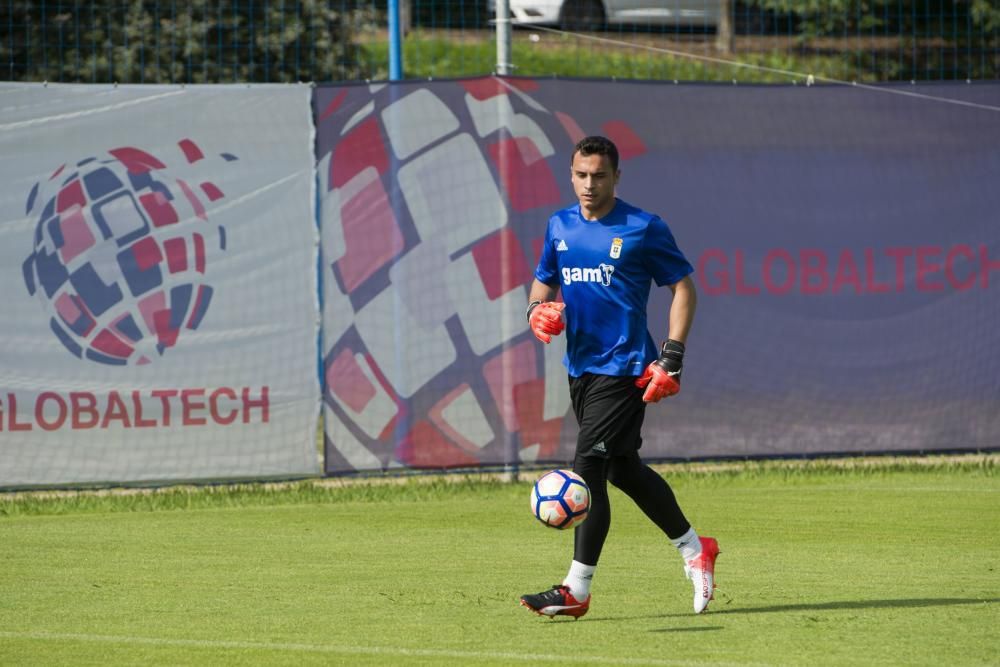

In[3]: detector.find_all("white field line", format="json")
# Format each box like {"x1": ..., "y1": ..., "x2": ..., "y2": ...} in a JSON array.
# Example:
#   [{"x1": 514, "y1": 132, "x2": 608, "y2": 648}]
[{"x1": 0, "y1": 630, "x2": 757, "y2": 666}]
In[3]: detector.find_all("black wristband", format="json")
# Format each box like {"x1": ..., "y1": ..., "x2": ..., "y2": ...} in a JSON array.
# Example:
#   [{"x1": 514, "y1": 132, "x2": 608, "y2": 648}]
[
  {"x1": 655, "y1": 339, "x2": 685, "y2": 375},
  {"x1": 526, "y1": 300, "x2": 542, "y2": 322},
  {"x1": 662, "y1": 339, "x2": 685, "y2": 356}
]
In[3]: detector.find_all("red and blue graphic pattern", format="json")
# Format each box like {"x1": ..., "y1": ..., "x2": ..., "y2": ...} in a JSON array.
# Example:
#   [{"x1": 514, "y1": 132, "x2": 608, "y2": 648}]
[
  {"x1": 22, "y1": 140, "x2": 235, "y2": 366},
  {"x1": 316, "y1": 77, "x2": 651, "y2": 472}
]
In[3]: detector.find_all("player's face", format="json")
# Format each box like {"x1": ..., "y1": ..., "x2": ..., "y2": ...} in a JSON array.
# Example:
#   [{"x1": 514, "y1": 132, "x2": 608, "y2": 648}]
[{"x1": 570, "y1": 152, "x2": 619, "y2": 220}]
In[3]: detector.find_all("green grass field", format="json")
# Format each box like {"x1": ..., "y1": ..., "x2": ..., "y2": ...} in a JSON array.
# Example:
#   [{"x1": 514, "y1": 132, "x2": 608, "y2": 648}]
[
  {"x1": 361, "y1": 35, "x2": 863, "y2": 83},
  {"x1": 1, "y1": 457, "x2": 997, "y2": 666}
]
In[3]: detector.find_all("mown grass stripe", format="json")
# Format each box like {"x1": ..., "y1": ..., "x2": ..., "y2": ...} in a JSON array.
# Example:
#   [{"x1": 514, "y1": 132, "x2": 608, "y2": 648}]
[
  {"x1": 0, "y1": 630, "x2": 757, "y2": 666},
  {"x1": 2, "y1": 453, "x2": 995, "y2": 517}
]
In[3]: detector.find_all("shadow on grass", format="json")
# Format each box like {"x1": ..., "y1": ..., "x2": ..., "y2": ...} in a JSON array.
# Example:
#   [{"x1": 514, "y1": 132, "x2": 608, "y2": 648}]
[{"x1": 707, "y1": 597, "x2": 999, "y2": 615}]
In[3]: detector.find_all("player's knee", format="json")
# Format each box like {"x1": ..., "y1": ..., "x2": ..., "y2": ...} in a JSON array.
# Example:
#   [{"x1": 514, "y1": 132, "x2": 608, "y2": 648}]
[
  {"x1": 573, "y1": 453, "x2": 606, "y2": 490},
  {"x1": 606, "y1": 454, "x2": 642, "y2": 492}
]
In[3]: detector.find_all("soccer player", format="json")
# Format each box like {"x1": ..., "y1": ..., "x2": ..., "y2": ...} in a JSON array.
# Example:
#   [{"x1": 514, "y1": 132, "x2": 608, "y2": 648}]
[{"x1": 519, "y1": 135, "x2": 720, "y2": 618}]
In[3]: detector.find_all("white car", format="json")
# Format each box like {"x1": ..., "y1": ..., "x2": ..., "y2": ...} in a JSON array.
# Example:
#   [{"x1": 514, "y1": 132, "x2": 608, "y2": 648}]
[{"x1": 499, "y1": 0, "x2": 722, "y2": 31}]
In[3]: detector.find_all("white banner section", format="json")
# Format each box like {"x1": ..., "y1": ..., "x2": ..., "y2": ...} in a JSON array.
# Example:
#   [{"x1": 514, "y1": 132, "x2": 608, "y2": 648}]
[{"x1": 0, "y1": 84, "x2": 320, "y2": 486}]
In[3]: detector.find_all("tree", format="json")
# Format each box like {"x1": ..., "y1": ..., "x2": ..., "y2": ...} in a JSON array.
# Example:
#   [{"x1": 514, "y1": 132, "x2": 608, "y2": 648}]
[
  {"x1": 744, "y1": 0, "x2": 1000, "y2": 79},
  {"x1": 716, "y1": 0, "x2": 734, "y2": 55},
  {"x1": 0, "y1": 0, "x2": 376, "y2": 84}
]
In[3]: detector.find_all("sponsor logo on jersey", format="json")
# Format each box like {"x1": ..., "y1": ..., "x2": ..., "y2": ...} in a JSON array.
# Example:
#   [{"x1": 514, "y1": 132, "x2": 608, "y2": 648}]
[
  {"x1": 610, "y1": 237, "x2": 623, "y2": 259},
  {"x1": 556, "y1": 239, "x2": 569, "y2": 251},
  {"x1": 561, "y1": 264, "x2": 615, "y2": 286}
]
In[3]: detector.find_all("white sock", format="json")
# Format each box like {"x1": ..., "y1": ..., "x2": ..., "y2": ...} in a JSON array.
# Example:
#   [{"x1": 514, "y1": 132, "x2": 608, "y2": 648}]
[
  {"x1": 562, "y1": 560, "x2": 595, "y2": 599},
  {"x1": 670, "y1": 527, "x2": 703, "y2": 562}
]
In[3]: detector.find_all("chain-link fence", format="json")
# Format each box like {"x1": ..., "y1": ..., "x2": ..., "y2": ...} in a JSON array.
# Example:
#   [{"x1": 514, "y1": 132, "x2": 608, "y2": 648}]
[{"x1": 2, "y1": 2, "x2": 999, "y2": 84}]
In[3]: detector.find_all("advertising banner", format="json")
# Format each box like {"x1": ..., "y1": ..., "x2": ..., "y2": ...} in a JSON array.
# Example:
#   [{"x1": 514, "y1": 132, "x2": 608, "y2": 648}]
[
  {"x1": 0, "y1": 84, "x2": 320, "y2": 486},
  {"x1": 316, "y1": 78, "x2": 1000, "y2": 473}
]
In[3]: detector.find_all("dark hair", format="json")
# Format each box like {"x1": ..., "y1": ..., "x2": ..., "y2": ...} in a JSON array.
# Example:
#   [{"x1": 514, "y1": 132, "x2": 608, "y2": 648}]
[{"x1": 571, "y1": 135, "x2": 619, "y2": 172}]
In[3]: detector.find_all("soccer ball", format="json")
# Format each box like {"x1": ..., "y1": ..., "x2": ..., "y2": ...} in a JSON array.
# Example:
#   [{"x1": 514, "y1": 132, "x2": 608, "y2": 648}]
[{"x1": 530, "y1": 469, "x2": 590, "y2": 529}]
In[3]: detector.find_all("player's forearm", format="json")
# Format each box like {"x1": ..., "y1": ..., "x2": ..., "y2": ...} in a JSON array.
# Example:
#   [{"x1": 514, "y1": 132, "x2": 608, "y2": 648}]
[
  {"x1": 528, "y1": 279, "x2": 558, "y2": 305},
  {"x1": 667, "y1": 276, "x2": 697, "y2": 344}
]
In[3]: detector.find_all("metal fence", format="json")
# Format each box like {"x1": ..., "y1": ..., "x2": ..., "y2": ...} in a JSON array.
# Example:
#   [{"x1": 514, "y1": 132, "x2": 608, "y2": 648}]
[{"x1": 2, "y1": 2, "x2": 999, "y2": 85}]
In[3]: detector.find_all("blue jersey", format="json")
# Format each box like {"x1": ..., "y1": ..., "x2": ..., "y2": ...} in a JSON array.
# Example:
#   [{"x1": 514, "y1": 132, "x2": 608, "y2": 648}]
[{"x1": 534, "y1": 198, "x2": 693, "y2": 378}]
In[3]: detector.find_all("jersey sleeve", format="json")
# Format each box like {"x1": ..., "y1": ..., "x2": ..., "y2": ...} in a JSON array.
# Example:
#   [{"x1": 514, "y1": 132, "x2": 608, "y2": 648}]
[
  {"x1": 533, "y1": 218, "x2": 560, "y2": 286},
  {"x1": 642, "y1": 216, "x2": 694, "y2": 287}
]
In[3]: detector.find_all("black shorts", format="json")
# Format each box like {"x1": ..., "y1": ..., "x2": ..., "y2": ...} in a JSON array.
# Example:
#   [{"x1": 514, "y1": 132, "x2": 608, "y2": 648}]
[{"x1": 569, "y1": 373, "x2": 647, "y2": 459}]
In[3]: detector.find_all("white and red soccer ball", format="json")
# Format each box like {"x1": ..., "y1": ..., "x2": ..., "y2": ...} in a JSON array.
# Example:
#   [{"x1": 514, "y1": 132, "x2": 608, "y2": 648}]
[{"x1": 530, "y1": 469, "x2": 590, "y2": 529}]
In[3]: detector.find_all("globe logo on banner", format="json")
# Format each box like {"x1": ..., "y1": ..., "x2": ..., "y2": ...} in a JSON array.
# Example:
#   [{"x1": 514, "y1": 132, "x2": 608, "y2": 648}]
[
  {"x1": 318, "y1": 78, "x2": 648, "y2": 471},
  {"x1": 21, "y1": 140, "x2": 237, "y2": 366}
]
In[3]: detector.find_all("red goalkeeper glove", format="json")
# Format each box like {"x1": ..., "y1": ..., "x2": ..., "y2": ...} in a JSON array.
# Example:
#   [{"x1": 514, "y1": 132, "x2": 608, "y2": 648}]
[
  {"x1": 527, "y1": 301, "x2": 565, "y2": 344},
  {"x1": 635, "y1": 340, "x2": 685, "y2": 403}
]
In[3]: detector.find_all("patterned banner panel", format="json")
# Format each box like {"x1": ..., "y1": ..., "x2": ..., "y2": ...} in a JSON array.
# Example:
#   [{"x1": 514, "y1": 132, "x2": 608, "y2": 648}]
[
  {"x1": 0, "y1": 83, "x2": 320, "y2": 487},
  {"x1": 317, "y1": 77, "x2": 1000, "y2": 473}
]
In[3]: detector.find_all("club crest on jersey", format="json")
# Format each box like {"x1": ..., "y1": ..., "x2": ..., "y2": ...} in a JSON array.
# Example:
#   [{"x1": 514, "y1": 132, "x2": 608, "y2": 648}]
[
  {"x1": 561, "y1": 264, "x2": 615, "y2": 286},
  {"x1": 610, "y1": 237, "x2": 623, "y2": 259}
]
